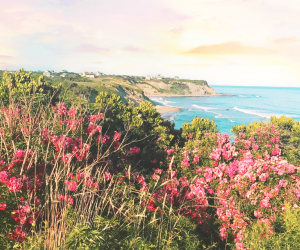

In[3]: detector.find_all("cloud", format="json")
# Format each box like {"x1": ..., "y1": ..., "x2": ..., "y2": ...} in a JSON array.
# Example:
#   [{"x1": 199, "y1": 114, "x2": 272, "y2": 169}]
[
  {"x1": 0, "y1": 55, "x2": 13, "y2": 60},
  {"x1": 92, "y1": 61, "x2": 104, "y2": 64},
  {"x1": 46, "y1": 0, "x2": 82, "y2": 6},
  {"x1": 121, "y1": 46, "x2": 150, "y2": 53},
  {"x1": 168, "y1": 63, "x2": 211, "y2": 67},
  {"x1": 271, "y1": 37, "x2": 299, "y2": 45},
  {"x1": 184, "y1": 42, "x2": 275, "y2": 55},
  {"x1": 76, "y1": 44, "x2": 112, "y2": 54}
]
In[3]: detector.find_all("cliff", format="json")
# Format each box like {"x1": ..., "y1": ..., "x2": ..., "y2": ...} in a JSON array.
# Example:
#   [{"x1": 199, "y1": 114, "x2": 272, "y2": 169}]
[
  {"x1": 136, "y1": 79, "x2": 218, "y2": 96},
  {"x1": 75, "y1": 76, "x2": 218, "y2": 107}
]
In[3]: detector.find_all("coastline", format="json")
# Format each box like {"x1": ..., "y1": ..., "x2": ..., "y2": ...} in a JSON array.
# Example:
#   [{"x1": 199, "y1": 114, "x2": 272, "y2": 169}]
[
  {"x1": 155, "y1": 105, "x2": 181, "y2": 114},
  {"x1": 147, "y1": 93, "x2": 234, "y2": 97}
]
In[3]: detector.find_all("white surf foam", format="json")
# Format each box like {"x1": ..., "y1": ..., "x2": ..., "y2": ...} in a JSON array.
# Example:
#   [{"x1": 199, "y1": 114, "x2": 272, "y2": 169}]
[
  {"x1": 233, "y1": 107, "x2": 284, "y2": 119},
  {"x1": 192, "y1": 105, "x2": 223, "y2": 118}
]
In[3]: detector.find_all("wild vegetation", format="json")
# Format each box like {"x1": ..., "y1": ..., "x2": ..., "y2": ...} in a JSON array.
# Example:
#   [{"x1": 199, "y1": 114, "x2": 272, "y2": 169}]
[{"x1": 1, "y1": 70, "x2": 300, "y2": 249}]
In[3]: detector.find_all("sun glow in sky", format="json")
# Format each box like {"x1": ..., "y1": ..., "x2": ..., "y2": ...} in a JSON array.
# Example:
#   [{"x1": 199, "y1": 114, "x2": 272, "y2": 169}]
[{"x1": 1, "y1": 0, "x2": 300, "y2": 86}]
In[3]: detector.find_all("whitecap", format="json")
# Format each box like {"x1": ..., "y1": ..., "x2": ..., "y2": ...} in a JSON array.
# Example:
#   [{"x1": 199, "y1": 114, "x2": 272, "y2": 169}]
[
  {"x1": 233, "y1": 107, "x2": 283, "y2": 119},
  {"x1": 192, "y1": 104, "x2": 222, "y2": 118}
]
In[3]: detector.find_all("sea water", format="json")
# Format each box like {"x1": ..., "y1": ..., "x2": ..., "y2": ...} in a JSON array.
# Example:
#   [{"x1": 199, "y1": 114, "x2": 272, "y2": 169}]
[{"x1": 150, "y1": 86, "x2": 300, "y2": 136}]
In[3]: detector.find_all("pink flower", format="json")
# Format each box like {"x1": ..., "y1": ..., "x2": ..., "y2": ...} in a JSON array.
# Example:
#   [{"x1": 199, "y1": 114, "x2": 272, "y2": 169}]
[
  {"x1": 264, "y1": 150, "x2": 270, "y2": 160},
  {"x1": 188, "y1": 133, "x2": 193, "y2": 139},
  {"x1": 154, "y1": 168, "x2": 162, "y2": 174},
  {"x1": 68, "y1": 173, "x2": 74, "y2": 179},
  {"x1": 62, "y1": 153, "x2": 73, "y2": 163},
  {"x1": 104, "y1": 172, "x2": 112, "y2": 181},
  {"x1": 272, "y1": 148, "x2": 281, "y2": 156},
  {"x1": 254, "y1": 209, "x2": 262, "y2": 218},
  {"x1": 114, "y1": 131, "x2": 121, "y2": 141},
  {"x1": 152, "y1": 174, "x2": 160, "y2": 181},
  {"x1": 0, "y1": 171, "x2": 9, "y2": 183},
  {"x1": 0, "y1": 203, "x2": 7, "y2": 211},
  {"x1": 166, "y1": 149, "x2": 175, "y2": 155},
  {"x1": 239, "y1": 132, "x2": 245, "y2": 138},
  {"x1": 259, "y1": 173, "x2": 269, "y2": 182},
  {"x1": 157, "y1": 137, "x2": 162, "y2": 141},
  {"x1": 193, "y1": 154, "x2": 200, "y2": 163},
  {"x1": 130, "y1": 147, "x2": 140, "y2": 156},
  {"x1": 270, "y1": 138, "x2": 275, "y2": 143},
  {"x1": 252, "y1": 144, "x2": 259, "y2": 151},
  {"x1": 279, "y1": 179, "x2": 288, "y2": 187},
  {"x1": 65, "y1": 180, "x2": 77, "y2": 191},
  {"x1": 260, "y1": 197, "x2": 271, "y2": 208},
  {"x1": 6, "y1": 177, "x2": 23, "y2": 192},
  {"x1": 76, "y1": 173, "x2": 83, "y2": 180},
  {"x1": 205, "y1": 133, "x2": 210, "y2": 137}
]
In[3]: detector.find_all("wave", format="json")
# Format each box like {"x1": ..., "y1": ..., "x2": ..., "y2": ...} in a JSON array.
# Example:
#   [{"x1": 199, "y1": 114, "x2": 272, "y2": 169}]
[
  {"x1": 233, "y1": 107, "x2": 284, "y2": 119},
  {"x1": 238, "y1": 95, "x2": 246, "y2": 97},
  {"x1": 230, "y1": 120, "x2": 235, "y2": 123},
  {"x1": 256, "y1": 95, "x2": 260, "y2": 98},
  {"x1": 192, "y1": 104, "x2": 223, "y2": 118}
]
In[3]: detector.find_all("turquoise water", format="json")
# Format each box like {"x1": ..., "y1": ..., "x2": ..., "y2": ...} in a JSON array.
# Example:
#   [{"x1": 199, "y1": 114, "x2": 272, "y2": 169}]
[{"x1": 150, "y1": 86, "x2": 300, "y2": 136}]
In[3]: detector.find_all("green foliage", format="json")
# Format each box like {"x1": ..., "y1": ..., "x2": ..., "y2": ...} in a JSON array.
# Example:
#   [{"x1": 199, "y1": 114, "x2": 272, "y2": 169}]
[
  {"x1": 244, "y1": 204, "x2": 300, "y2": 250},
  {"x1": 181, "y1": 116, "x2": 218, "y2": 140},
  {"x1": 0, "y1": 69, "x2": 59, "y2": 106},
  {"x1": 94, "y1": 92, "x2": 175, "y2": 172}
]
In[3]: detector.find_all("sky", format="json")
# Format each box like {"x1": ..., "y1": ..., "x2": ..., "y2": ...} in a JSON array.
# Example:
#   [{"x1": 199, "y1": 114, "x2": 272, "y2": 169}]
[{"x1": 1, "y1": 0, "x2": 300, "y2": 87}]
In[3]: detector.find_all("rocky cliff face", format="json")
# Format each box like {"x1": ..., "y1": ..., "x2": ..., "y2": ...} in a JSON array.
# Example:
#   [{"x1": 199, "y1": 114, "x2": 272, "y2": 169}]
[{"x1": 136, "y1": 80, "x2": 218, "y2": 96}]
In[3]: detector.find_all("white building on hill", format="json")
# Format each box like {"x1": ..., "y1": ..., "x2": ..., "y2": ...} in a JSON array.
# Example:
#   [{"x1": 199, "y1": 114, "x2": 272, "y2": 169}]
[
  {"x1": 43, "y1": 71, "x2": 51, "y2": 77},
  {"x1": 145, "y1": 75, "x2": 151, "y2": 80},
  {"x1": 156, "y1": 74, "x2": 162, "y2": 80},
  {"x1": 81, "y1": 72, "x2": 95, "y2": 78},
  {"x1": 174, "y1": 76, "x2": 179, "y2": 80}
]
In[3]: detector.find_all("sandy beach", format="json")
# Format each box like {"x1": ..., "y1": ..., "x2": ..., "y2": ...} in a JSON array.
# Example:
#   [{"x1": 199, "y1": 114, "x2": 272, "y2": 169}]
[{"x1": 155, "y1": 105, "x2": 181, "y2": 114}]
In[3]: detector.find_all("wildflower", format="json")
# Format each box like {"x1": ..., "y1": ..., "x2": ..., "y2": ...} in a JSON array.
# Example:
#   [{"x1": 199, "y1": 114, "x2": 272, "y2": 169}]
[
  {"x1": 0, "y1": 171, "x2": 9, "y2": 183},
  {"x1": 6, "y1": 177, "x2": 23, "y2": 192},
  {"x1": 130, "y1": 147, "x2": 140, "y2": 156},
  {"x1": 104, "y1": 172, "x2": 112, "y2": 181},
  {"x1": 0, "y1": 203, "x2": 6, "y2": 211},
  {"x1": 154, "y1": 168, "x2": 162, "y2": 174},
  {"x1": 252, "y1": 144, "x2": 259, "y2": 150},
  {"x1": 65, "y1": 180, "x2": 77, "y2": 191},
  {"x1": 152, "y1": 174, "x2": 160, "y2": 181},
  {"x1": 114, "y1": 131, "x2": 121, "y2": 141},
  {"x1": 272, "y1": 148, "x2": 281, "y2": 156}
]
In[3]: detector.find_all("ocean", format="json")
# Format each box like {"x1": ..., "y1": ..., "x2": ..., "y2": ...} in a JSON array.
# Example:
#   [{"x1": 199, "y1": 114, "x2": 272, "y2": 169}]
[{"x1": 150, "y1": 86, "x2": 300, "y2": 136}]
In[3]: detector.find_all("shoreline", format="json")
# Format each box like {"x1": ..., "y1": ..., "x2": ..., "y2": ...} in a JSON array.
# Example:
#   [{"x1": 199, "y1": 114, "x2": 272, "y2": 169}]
[
  {"x1": 147, "y1": 93, "x2": 234, "y2": 97},
  {"x1": 155, "y1": 105, "x2": 181, "y2": 114}
]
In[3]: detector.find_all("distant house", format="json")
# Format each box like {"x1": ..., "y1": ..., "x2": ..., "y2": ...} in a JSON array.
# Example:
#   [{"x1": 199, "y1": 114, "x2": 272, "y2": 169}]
[
  {"x1": 50, "y1": 73, "x2": 60, "y2": 78},
  {"x1": 94, "y1": 71, "x2": 105, "y2": 77},
  {"x1": 174, "y1": 76, "x2": 179, "y2": 80},
  {"x1": 156, "y1": 74, "x2": 162, "y2": 80},
  {"x1": 43, "y1": 71, "x2": 51, "y2": 77},
  {"x1": 60, "y1": 73, "x2": 67, "y2": 77},
  {"x1": 145, "y1": 75, "x2": 151, "y2": 80},
  {"x1": 68, "y1": 73, "x2": 79, "y2": 77},
  {"x1": 82, "y1": 72, "x2": 95, "y2": 78}
]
